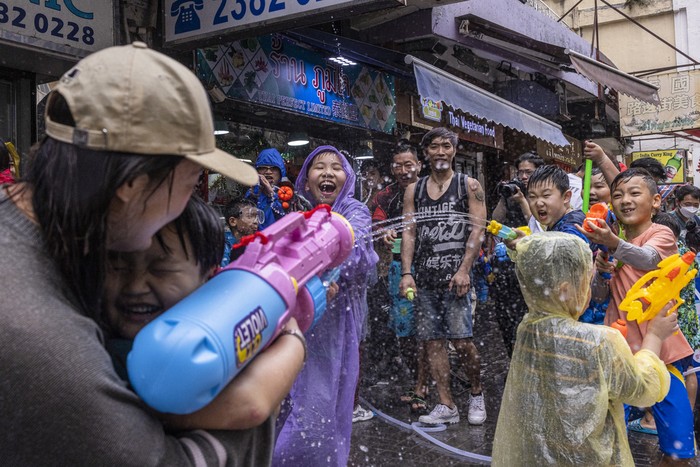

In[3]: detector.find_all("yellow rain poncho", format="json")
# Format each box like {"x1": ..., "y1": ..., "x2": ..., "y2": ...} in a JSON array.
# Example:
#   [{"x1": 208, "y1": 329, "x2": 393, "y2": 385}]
[{"x1": 492, "y1": 233, "x2": 670, "y2": 466}]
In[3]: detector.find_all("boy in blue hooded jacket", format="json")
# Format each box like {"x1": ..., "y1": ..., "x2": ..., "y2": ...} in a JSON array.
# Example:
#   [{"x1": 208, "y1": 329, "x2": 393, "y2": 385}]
[{"x1": 245, "y1": 148, "x2": 311, "y2": 229}]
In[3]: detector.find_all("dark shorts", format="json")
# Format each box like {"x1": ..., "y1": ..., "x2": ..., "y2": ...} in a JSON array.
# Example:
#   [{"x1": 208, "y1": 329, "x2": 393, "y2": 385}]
[
  {"x1": 414, "y1": 288, "x2": 473, "y2": 341},
  {"x1": 625, "y1": 361, "x2": 696, "y2": 458}
]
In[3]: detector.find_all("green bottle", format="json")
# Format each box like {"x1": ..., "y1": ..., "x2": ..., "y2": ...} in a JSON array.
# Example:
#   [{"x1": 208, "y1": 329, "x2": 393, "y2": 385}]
[{"x1": 664, "y1": 152, "x2": 683, "y2": 182}]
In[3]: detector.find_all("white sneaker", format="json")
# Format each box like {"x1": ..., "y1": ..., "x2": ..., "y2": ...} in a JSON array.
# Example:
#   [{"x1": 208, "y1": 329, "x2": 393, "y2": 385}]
[
  {"x1": 468, "y1": 393, "x2": 487, "y2": 425},
  {"x1": 418, "y1": 403, "x2": 459, "y2": 425},
  {"x1": 352, "y1": 404, "x2": 374, "y2": 423}
]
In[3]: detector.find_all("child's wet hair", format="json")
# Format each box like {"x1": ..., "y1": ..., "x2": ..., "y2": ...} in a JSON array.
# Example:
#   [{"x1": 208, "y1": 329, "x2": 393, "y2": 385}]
[
  {"x1": 610, "y1": 167, "x2": 657, "y2": 195},
  {"x1": 157, "y1": 196, "x2": 224, "y2": 276},
  {"x1": 686, "y1": 221, "x2": 700, "y2": 252},
  {"x1": 629, "y1": 157, "x2": 665, "y2": 181},
  {"x1": 527, "y1": 165, "x2": 570, "y2": 195},
  {"x1": 224, "y1": 198, "x2": 257, "y2": 220},
  {"x1": 653, "y1": 212, "x2": 680, "y2": 239}
]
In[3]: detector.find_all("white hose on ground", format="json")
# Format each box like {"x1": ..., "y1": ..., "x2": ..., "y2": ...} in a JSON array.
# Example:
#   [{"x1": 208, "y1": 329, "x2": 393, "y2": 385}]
[{"x1": 359, "y1": 396, "x2": 493, "y2": 464}]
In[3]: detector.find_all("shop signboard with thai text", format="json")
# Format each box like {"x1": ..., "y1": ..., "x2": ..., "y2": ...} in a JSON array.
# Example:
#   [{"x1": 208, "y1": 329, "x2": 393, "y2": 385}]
[
  {"x1": 0, "y1": 0, "x2": 114, "y2": 56},
  {"x1": 537, "y1": 135, "x2": 582, "y2": 169},
  {"x1": 620, "y1": 70, "x2": 700, "y2": 137},
  {"x1": 196, "y1": 35, "x2": 396, "y2": 134},
  {"x1": 632, "y1": 150, "x2": 686, "y2": 184}
]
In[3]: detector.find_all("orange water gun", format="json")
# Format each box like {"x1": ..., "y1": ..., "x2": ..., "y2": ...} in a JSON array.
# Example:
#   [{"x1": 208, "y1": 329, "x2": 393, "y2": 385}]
[
  {"x1": 583, "y1": 202, "x2": 608, "y2": 232},
  {"x1": 619, "y1": 252, "x2": 697, "y2": 323}
]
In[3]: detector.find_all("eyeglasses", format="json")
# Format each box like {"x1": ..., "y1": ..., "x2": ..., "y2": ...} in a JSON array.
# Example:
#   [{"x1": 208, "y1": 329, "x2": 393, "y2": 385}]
[
  {"x1": 257, "y1": 166, "x2": 278, "y2": 174},
  {"x1": 241, "y1": 208, "x2": 265, "y2": 224}
]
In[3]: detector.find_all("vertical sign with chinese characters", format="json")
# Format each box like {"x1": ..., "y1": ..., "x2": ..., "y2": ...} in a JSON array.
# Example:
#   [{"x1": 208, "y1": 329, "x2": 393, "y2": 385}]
[{"x1": 620, "y1": 70, "x2": 700, "y2": 137}]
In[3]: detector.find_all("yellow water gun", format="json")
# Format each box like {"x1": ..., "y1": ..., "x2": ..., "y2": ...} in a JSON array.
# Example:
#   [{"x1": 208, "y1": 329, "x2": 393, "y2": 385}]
[
  {"x1": 486, "y1": 220, "x2": 531, "y2": 240},
  {"x1": 619, "y1": 252, "x2": 697, "y2": 323}
]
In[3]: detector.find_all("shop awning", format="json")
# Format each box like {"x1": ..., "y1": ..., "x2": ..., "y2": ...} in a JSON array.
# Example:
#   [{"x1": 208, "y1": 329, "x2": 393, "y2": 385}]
[
  {"x1": 566, "y1": 50, "x2": 660, "y2": 105},
  {"x1": 406, "y1": 55, "x2": 570, "y2": 147}
]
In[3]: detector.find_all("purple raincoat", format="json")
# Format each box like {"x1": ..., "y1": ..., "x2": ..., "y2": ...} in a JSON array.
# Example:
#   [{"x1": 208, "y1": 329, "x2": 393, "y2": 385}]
[{"x1": 273, "y1": 146, "x2": 378, "y2": 466}]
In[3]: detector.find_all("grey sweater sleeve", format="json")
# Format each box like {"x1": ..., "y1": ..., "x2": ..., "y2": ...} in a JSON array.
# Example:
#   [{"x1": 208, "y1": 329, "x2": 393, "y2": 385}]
[{"x1": 613, "y1": 239, "x2": 661, "y2": 270}]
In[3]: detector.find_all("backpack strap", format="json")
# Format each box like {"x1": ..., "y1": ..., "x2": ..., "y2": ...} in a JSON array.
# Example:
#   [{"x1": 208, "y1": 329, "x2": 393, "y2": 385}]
[
  {"x1": 457, "y1": 173, "x2": 470, "y2": 211},
  {"x1": 414, "y1": 176, "x2": 428, "y2": 209}
]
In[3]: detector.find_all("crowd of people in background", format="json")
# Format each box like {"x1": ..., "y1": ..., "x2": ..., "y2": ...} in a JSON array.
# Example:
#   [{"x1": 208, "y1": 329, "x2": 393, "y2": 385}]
[{"x1": 2, "y1": 43, "x2": 699, "y2": 467}]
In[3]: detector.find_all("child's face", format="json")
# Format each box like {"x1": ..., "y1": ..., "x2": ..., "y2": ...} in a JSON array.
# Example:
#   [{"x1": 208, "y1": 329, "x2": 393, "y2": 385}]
[
  {"x1": 104, "y1": 224, "x2": 207, "y2": 340},
  {"x1": 306, "y1": 152, "x2": 347, "y2": 205},
  {"x1": 527, "y1": 181, "x2": 572, "y2": 229},
  {"x1": 588, "y1": 173, "x2": 611, "y2": 204},
  {"x1": 611, "y1": 176, "x2": 660, "y2": 227},
  {"x1": 230, "y1": 206, "x2": 259, "y2": 236},
  {"x1": 257, "y1": 165, "x2": 282, "y2": 187}
]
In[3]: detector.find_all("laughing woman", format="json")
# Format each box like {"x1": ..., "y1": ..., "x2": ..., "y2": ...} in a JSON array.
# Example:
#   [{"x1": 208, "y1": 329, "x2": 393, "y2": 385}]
[{"x1": 273, "y1": 146, "x2": 378, "y2": 466}]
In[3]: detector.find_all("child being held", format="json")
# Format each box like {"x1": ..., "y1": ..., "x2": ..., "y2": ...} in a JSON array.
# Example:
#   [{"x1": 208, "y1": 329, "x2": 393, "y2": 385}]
[
  {"x1": 579, "y1": 168, "x2": 696, "y2": 462},
  {"x1": 493, "y1": 232, "x2": 677, "y2": 466},
  {"x1": 104, "y1": 196, "x2": 305, "y2": 450}
]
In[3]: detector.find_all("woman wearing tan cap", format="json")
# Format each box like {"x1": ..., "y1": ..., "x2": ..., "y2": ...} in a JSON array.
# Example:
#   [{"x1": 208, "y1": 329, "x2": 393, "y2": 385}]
[{"x1": 0, "y1": 43, "x2": 298, "y2": 465}]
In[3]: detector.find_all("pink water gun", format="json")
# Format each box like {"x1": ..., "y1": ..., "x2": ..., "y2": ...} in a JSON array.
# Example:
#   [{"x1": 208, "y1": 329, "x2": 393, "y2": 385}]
[{"x1": 127, "y1": 205, "x2": 354, "y2": 414}]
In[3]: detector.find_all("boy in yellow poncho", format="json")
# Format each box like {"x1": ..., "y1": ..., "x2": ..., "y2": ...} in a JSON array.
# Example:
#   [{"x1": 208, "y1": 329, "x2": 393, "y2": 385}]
[{"x1": 492, "y1": 232, "x2": 678, "y2": 466}]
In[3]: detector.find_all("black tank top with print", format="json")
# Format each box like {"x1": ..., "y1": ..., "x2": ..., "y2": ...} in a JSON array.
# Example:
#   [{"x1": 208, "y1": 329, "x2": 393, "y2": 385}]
[{"x1": 412, "y1": 173, "x2": 471, "y2": 287}]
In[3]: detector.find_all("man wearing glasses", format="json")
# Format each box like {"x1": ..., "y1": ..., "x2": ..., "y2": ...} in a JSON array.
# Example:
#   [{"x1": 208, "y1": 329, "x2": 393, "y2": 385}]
[{"x1": 492, "y1": 151, "x2": 544, "y2": 228}]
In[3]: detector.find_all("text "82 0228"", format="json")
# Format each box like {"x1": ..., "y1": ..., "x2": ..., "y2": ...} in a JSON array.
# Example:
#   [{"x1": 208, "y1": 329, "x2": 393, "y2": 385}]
[{"x1": 0, "y1": 3, "x2": 94, "y2": 45}]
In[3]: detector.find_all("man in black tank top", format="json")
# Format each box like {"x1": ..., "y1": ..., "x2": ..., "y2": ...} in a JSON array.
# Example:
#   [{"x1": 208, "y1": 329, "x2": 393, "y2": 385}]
[{"x1": 399, "y1": 127, "x2": 488, "y2": 426}]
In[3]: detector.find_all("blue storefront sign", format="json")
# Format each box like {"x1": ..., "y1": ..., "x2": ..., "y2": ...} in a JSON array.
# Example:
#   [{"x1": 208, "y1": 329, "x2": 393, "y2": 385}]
[
  {"x1": 0, "y1": 0, "x2": 114, "y2": 56},
  {"x1": 196, "y1": 34, "x2": 396, "y2": 134}
]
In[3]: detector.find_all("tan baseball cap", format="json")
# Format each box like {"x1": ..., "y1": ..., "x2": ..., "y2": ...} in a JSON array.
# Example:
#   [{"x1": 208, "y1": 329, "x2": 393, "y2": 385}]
[{"x1": 44, "y1": 41, "x2": 257, "y2": 186}]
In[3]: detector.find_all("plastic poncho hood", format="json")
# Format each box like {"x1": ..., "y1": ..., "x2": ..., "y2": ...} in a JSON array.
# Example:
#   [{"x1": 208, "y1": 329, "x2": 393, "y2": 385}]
[
  {"x1": 255, "y1": 148, "x2": 286, "y2": 178},
  {"x1": 294, "y1": 145, "x2": 356, "y2": 213},
  {"x1": 510, "y1": 232, "x2": 592, "y2": 319},
  {"x1": 493, "y1": 232, "x2": 671, "y2": 466}
]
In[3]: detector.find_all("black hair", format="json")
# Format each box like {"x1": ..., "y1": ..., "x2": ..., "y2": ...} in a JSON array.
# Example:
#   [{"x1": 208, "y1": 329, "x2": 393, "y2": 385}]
[
  {"x1": 517, "y1": 151, "x2": 545, "y2": 169},
  {"x1": 0, "y1": 137, "x2": 10, "y2": 171},
  {"x1": 360, "y1": 160, "x2": 379, "y2": 172},
  {"x1": 590, "y1": 167, "x2": 603, "y2": 177},
  {"x1": 160, "y1": 195, "x2": 224, "y2": 276},
  {"x1": 610, "y1": 167, "x2": 658, "y2": 195},
  {"x1": 653, "y1": 212, "x2": 680, "y2": 239},
  {"x1": 394, "y1": 141, "x2": 418, "y2": 160},
  {"x1": 420, "y1": 127, "x2": 458, "y2": 150},
  {"x1": 686, "y1": 221, "x2": 700, "y2": 253},
  {"x1": 629, "y1": 157, "x2": 665, "y2": 181},
  {"x1": 224, "y1": 198, "x2": 257, "y2": 221},
  {"x1": 15, "y1": 93, "x2": 185, "y2": 324},
  {"x1": 527, "y1": 165, "x2": 570, "y2": 195},
  {"x1": 675, "y1": 184, "x2": 700, "y2": 203}
]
